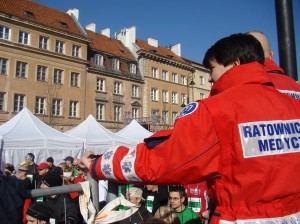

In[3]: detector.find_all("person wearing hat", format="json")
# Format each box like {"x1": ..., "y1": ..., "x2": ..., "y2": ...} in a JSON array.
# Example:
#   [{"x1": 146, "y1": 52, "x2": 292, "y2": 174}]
[
  {"x1": 46, "y1": 157, "x2": 56, "y2": 173},
  {"x1": 26, "y1": 202, "x2": 51, "y2": 224},
  {"x1": 119, "y1": 186, "x2": 152, "y2": 224},
  {"x1": 33, "y1": 162, "x2": 49, "y2": 189},
  {"x1": 40, "y1": 172, "x2": 81, "y2": 224}
]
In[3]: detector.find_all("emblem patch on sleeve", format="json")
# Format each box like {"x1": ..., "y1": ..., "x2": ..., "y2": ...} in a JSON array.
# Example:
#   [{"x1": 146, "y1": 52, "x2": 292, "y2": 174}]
[{"x1": 176, "y1": 102, "x2": 198, "y2": 119}]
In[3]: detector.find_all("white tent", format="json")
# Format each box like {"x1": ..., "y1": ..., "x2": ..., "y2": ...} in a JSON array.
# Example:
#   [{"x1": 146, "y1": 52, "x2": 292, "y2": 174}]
[
  {"x1": 116, "y1": 119, "x2": 153, "y2": 143},
  {"x1": 65, "y1": 115, "x2": 137, "y2": 154},
  {"x1": 0, "y1": 108, "x2": 84, "y2": 167}
]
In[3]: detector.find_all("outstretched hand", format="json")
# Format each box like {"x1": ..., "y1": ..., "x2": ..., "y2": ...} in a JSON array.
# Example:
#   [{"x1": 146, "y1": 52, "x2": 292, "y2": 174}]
[{"x1": 78, "y1": 151, "x2": 95, "y2": 170}]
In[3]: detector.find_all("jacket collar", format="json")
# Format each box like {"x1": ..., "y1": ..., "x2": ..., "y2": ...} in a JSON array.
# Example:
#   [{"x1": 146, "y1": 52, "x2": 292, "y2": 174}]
[
  {"x1": 264, "y1": 58, "x2": 284, "y2": 74},
  {"x1": 210, "y1": 62, "x2": 273, "y2": 96}
]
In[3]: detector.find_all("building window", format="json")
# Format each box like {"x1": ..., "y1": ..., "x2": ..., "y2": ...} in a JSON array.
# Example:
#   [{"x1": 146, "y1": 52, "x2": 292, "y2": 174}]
[
  {"x1": 172, "y1": 73, "x2": 177, "y2": 83},
  {"x1": 132, "y1": 108, "x2": 139, "y2": 119},
  {"x1": 96, "y1": 103, "x2": 105, "y2": 120},
  {"x1": 132, "y1": 85, "x2": 139, "y2": 98},
  {"x1": 114, "y1": 82, "x2": 122, "y2": 95},
  {"x1": 151, "y1": 109, "x2": 160, "y2": 123},
  {"x1": 70, "y1": 72, "x2": 79, "y2": 87},
  {"x1": 114, "y1": 105, "x2": 122, "y2": 122},
  {"x1": 112, "y1": 59, "x2": 120, "y2": 71},
  {"x1": 96, "y1": 78, "x2": 105, "y2": 91},
  {"x1": 95, "y1": 54, "x2": 104, "y2": 67},
  {"x1": 200, "y1": 93, "x2": 205, "y2": 100},
  {"x1": 0, "y1": 58, "x2": 8, "y2": 75},
  {"x1": 172, "y1": 92, "x2": 178, "y2": 104},
  {"x1": 18, "y1": 31, "x2": 29, "y2": 45},
  {"x1": 72, "y1": 45, "x2": 80, "y2": 57},
  {"x1": 69, "y1": 101, "x2": 78, "y2": 117},
  {"x1": 14, "y1": 94, "x2": 25, "y2": 112},
  {"x1": 162, "y1": 70, "x2": 169, "y2": 81},
  {"x1": 200, "y1": 76, "x2": 205, "y2": 85},
  {"x1": 53, "y1": 69, "x2": 63, "y2": 84},
  {"x1": 39, "y1": 36, "x2": 48, "y2": 49},
  {"x1": 181, "y1": 75, "x2": 187, "y2": 85},
  {"x1": 181, "y1": 93, "x2": 187, "y2": 105},
  {"x1": 0, "y1": 25, "x2": 10, "y2": 40},
  {"x1": 37, "y1": 65, "x2": 47, "y2": 81},
  {"x1": 151, "y1": 88, "x2": 159, "y2": 101},
  {"x1": 162, "y1": 90, "x2": 169, "y2": 103},
  {"x1": 151, "y1": 68, "x2": 158, "y2": 78},
  {"x1": 35, "y1": 97, "x2": 46, "y2": 114},
  {"x1": 55, "y1": 40, "x2": 64, "y2": 53},
  {"x1": 16, "y1": 61, "x2": 27, "y2": 78},
  {"x1": 162, "y1": 111, "x2": 169, "y2": 124},
  {"x1": 129, "y1": 64, "x2": 136, "y2": 74},
  {"x1": 172, "y1": 112, "x2": 178, "y2": 123},
  {"x1": 0, "y1": 92, "x2": 5, "y2": 111},
  {"x1": 52, "y1": 99, "x2": 62, "y2": 116}
]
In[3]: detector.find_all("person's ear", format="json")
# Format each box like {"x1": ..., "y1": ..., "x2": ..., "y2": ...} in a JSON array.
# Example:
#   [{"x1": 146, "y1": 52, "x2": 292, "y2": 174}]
[
  {"x1": 269, "y1": 51, "x2": 274, "y2": 59},
  {"x1": 233, "y1": 58, "x2": 241, "y2": 67}
]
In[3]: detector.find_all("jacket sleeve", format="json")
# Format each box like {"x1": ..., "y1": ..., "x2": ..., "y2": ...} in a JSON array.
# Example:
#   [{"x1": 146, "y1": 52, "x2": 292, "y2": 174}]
[{"x1": 89, "y1": 101, "x2": 221, "y2": 185}]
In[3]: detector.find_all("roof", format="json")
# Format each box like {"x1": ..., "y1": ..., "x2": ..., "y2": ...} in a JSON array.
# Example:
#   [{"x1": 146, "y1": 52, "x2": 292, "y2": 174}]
[
  {"x1": 0, "y1": 0, "x2": 85, "y2": 37},
  {"x1": 135, "y1": 38, "x2": 186, "y2": 63},
  {"x1": 86, "y1": 30, "x2": 136, "y2": 61}
]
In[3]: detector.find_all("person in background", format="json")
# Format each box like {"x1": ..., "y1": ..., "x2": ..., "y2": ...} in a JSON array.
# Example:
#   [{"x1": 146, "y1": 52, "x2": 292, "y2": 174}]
[
  {"x1": 40, "y1": 171, "x2": 81, "y2": 224},
  {"x1": 248, "y1": 31, "x2": 300, "y2": 100},
  {"x1": 26, "y1": 202, "x2": 51, "y2": 224},
  {"x1": 4, "y1": 163, "x2": 15, "y2": 176},
  {"x1": 46, "y1": 157, "x2": 56, "y2": 172},
  {"x1": 120, "y1": 186, "x2": 152, "y2": 224},
  {"x1": 154, "y1": 205, "x2": 181, "y2": 224},
  {"x1": 144, "y1": 185, "x2": 170, "y2": 215},
  {"x1": 64, "y1": 156, "x2": 77, "y2": 182},
  {"x1": 80, "y1": 33, "x2": 300, "y2": 223},
  {"x1": 25, "y1": 153, "x2": 39, "y2": 183},
  {"x1": 168, "y1": 185, "x2": 201, "y2": 224},
  {"x1": 34, "y1": 162, "x2": 49, "y2": 189}
]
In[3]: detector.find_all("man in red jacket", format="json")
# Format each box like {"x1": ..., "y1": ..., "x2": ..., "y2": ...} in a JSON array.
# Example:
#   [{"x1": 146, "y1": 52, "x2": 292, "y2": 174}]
[
  {"x1": 249, "y1": 31, "x2": 300, "y2": 100},
  {"x1": 80, "y1": 33, "x2": 300, "y2": 223}
]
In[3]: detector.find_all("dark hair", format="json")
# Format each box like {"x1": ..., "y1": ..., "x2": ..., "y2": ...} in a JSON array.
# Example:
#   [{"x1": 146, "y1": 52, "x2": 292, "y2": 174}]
[
  {"x1": 169, "y1": 185, "x2": 186, "y2": 199},
  {"x1": 202, "y1": 33, "x2": 264, "y2": 69}
]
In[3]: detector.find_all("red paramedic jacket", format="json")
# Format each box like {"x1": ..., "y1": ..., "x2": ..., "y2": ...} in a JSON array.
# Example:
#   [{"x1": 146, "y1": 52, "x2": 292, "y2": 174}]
[
  {"x1": 265, "y1": 58, "x2": 300, "y2": 100},
  {"x1": 90, "y1": 62, "x2": 300, "y2": 223}
]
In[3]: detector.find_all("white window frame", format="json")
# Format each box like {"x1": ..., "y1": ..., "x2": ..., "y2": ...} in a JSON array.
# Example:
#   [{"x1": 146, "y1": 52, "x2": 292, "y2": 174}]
[
  {"x1": 16, "y1": 61, "x2": 27, "y2": 78},
  {"x1": 52, "y1": 99, "x2": 62, "y2": 116},
  {"x1": 96, "y1": 78, "x2": 105, "y2": 92},
  {"x1": 172, "y1": 73, "x2": 177, "y2": 83},
  {"x1": 18, "y1": 31, "x2": 29, "y2": 45},
  {"x1": 0, "y1": 25, "x2": 10, "y2": 40},
  {"x1": 69, "y1": 101, "x2": 78, "y2": 117},
  {"x1": 132, "y1": 108, "x2": 139, "y2": 119},
  {"x1": 112, "y1": 58, "x2": 120, "y2": 71},
  {"x1": 172, "y1": 92, "x2": 178, "y2": 104},
  {"x1": 200, "y1": 76, "x2": 205, "y2": 85},
  {"x1": 172, "y1": 112, "x2": 178, "y2": 124},
  {"x1": 162, "y1": 90, "x2": 169, "y2": 103},
  {"x1": 37, "y1": 65, "x2": 47, "y2": 81},
  {"x1": 200, "y1": 93, "x2": 205, "y2": 100},
  {"x1": 132, "y1": 85, "x2": 139, "y2": 97},
  {"x1": 181, "y1": 75, "x2": 187, "y2": 85},
  {"x1": 55, "y1": 40, "x2": 64, "y2": 53},
  {"x1": 162, "y1": 111, "x2": 169, "y2": 124},
  {"x1": 72, "y1": 45, "x2": 80, "y2": 57},
  {"x1": 35, "y1": 96, "x2": 46, "y2": 114},
  {"x1": 114, "y1": 82, "x2": 122, "y2": 94},
  {"x1": 95, "y1": 54, "x2": 104, "y2": 67},
  {"x1": 162, "y1": 70, "x2": 169, "y2": 81},
  {"x1": 96, "y1": 102, "x2": 105, "y2": 120},
  {"x1": 0, "y1": 58, "x2": 8, "y2": 75},
  {"x1": 0, "y1": 92, "x2": 6, "y2": 111},
  {"x1": 114, "y1": 105, "x2": 122, "y2": 122},
  {"x1": 129, "y1": 64, "x2": 137, "y2": 74},
  {"x1": 151, "y1": 68, "x2": 158, "y2": 78},
  {"x1": 14, "y1": 94, "x2": 25, "y2": 112},
  {"x1": 39, "y1": 36, "x2": 48, "y2": 49},
  {"x1": 71, "y1": 72, "x2": 79, "y2": 87},
  {"x1": 151, "y1": 88, "x2": 159, "y2": 101},
  {"x1": 53, "y1": 69, "x2": 63, "y2": 84}
]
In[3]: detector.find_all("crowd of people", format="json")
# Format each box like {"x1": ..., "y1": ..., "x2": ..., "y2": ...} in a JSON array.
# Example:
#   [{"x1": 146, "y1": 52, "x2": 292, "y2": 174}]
[{"x1": 1, "y1": 31, "x2": 300, "y2": 224}]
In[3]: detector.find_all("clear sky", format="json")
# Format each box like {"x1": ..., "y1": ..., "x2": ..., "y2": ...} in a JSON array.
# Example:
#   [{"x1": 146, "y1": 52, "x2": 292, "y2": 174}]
[{"x1": 35, "y1": 0, "x2": 300, "y2": 79}]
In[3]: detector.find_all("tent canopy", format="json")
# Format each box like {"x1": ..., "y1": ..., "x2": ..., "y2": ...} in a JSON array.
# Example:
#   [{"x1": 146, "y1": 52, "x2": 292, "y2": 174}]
[
  {"x1": 0, "y1": 107, "x2": 83, "y2": 167},
  {"x1": 116, "y1": 119, "x2": 153, "y2": 143},
  {"x1": 65, "y1": 115, "x2": 137, "y2": 154}
]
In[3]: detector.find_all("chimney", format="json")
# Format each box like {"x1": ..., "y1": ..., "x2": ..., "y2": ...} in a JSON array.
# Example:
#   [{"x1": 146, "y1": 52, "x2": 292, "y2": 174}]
[
  {"x1": 148, "y1": 38, "x2": 158, "y2": 48},
  {"x1": 116, "y1": 26, "x2": 136, "y2": 48},
  {"x1": 67, "y1": 8, "x2": 79, "y2": 20},
  {"x1": 171, "y1": 43, "x2": 181, "y2": 57},
  {"x1": 86, "y1": 23, "x2": 96, "y2": 32},
  {"x1": 101, "y1": 28, "x2": 110, "y2": 38}
]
